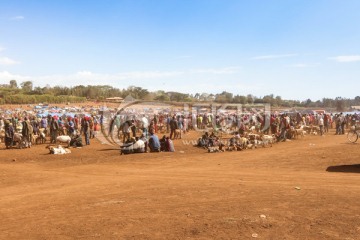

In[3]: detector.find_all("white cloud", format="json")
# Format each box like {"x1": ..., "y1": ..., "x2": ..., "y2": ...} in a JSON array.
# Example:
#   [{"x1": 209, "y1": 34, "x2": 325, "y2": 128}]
[
  {"x1": 10, "y1": 16, "x2": 25, "y2": 21},
  {"x1": 0, "y1": 57, "x2": 20, "y2": 65},
  {"x1": 0, "y1": 71, "x2": 31, "y2": 82},
  {"x1": 192, "y1": 66, "x2": 241, "y2": 74},
  {"x1": 0, "y1": 70, "x2": 184, "y2": 88},
  {"x1": 329, "y1": 55, "x2": 360, "y2": 62},
  {"x1": 252, "y1": 54, "x2": 297, "y2": 60}
]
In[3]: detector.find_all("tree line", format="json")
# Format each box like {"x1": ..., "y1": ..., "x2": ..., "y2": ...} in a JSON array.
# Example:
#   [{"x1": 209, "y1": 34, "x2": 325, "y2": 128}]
[{"x1": 1, "y1": 80, "x2": 359, "y2": 111}]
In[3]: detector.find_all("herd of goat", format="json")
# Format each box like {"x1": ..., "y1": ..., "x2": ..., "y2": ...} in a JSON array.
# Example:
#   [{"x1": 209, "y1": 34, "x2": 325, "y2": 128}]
[{"x1": 205, "y1": 124, "x2": 321, "y2": 153}]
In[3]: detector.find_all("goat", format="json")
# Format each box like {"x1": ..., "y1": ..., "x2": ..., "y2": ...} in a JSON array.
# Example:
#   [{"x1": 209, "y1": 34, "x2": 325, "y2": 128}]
[
  {"x1": 13, "y1": 133, "x2": 25, "y2": 148},
  {"x1": 36, "y1": 132, "x2": 46, "y2": 144},
  {"x1": 174, "y1": 129, "x2": 182, "y2": 139},
  {"x1": 0, "y1": 129, "x2": 5, "y2": 143},
  {"x1": 208, "y1": 146, "x2": 224, "y2": 153},
  {"x1": 261, "y1": 134, "x2": 275, "y2": 147}
]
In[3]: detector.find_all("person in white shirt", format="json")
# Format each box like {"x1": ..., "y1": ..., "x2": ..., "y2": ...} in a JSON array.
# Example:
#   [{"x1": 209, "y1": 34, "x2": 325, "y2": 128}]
[{"x1": 319, "y1": 115, "x2": 324, "y2": 136}]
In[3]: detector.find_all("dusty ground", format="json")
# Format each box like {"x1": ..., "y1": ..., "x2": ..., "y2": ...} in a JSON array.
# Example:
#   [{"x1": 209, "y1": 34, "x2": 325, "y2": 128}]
[{"x1": 0, "y1": 130, "x2": 359, "y2": 239}]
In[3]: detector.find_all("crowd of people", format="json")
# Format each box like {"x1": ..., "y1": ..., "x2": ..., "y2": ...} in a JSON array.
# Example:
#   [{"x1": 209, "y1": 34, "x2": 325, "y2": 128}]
[
  {"x1": 0, "y1": 113, "x2": 100, "y2": 149},
  {"x1": 1, "y1": 108, "x2": 359, "y2": 153}
]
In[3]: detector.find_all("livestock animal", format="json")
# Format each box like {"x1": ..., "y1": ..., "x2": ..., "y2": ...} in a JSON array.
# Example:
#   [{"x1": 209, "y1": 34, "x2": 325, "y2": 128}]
[
  {"x1": 120, "y1": 139, "x2": 145, "y2": 155},
  {"x1": 261, "y1": 134, "x2": 275, "y2": 147},
  {"x1": 247, "y1": 134, "x2": 266, "y2": 148},
  {"x1": 288, "y1": 127, "x2": 297, "y2": 139},
  {"x1": 302, "y1": 125, "x2": 313, "y2": 134},
  {"x1": 226, "y1": 137, "x2": 240, "y2": 151},
  {"x1": 174, "y1": 129, "x2": 182, "y2": 139},
  {"x1": 13, "y1": 133, "x2": 26, "y2": 148},
  {"x1": 46, "y1": 145, "x2": 71, "y2": 154},
  {"x1": 238, "y1": 136, "x2": 250, "y2": 149},
  {"x1": 39, "y1": 128, "x2": 48, "y2": 137},
  {"x1": 32, "y1": 134, "x2": 39, "y2": 144},
  {"x1": 302, "y1": 125, "x2": 320, "y2": 135},
  {"x1": 0, "y1": 129, "x2": 5, "y2": 143},
  {"x1": 37, "y1": 132, "x2": 46, "y2": 144},
  {"x1": 249, "y1": 125, "x2": 256, "y2": 133},
  {"x1": 311, "y1": 126, "x2": 321, "y2": 135},
  {"x1": 32, "y1": 132, "x2": 46, "y2": 144},
  {"x1": 56, "y1": 135, "x2": 71, "y2": 147},
  {"x1": 294, "y1": 125, "x2": 305, "y2": 138},
  {"x1": 208, "y1": 146, "x2": 224, "y2": 153}
]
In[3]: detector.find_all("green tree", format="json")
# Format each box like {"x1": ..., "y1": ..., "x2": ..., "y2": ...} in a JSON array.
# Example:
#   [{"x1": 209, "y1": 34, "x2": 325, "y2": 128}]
[
  {"x1": 335, "y1": 97, "x2": 347, "y2": 111},
  {"x1": 10, "y1": 80, "x2": 18, "y2": 88},
  {"x1": 20, "y1": 81, "x2": 33, "y2": 92}
]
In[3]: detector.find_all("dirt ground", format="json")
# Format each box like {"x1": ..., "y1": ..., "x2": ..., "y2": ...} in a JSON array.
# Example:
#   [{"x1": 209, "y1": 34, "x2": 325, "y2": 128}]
[{"x1": 0, "y1": 130, "x2": 359, "y2": 240}]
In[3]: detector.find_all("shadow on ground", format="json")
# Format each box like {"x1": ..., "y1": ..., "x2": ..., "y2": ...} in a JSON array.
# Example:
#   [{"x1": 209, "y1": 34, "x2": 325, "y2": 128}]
[
  {"x1": 326, "y1": 164, "x2": 360, "y2": 173},
  {"x1": 97, "y1": 148, "x2": 119, "y2": 151}
]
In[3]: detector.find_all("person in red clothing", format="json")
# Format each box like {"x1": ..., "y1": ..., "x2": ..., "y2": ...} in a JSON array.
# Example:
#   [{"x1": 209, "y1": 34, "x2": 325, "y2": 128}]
[
  {"x1": 270, "y1": 115, "x2": 278, "y2": 134},
  {"x1": 73, "y1": 115, "x2": 79, "y2": 132}
]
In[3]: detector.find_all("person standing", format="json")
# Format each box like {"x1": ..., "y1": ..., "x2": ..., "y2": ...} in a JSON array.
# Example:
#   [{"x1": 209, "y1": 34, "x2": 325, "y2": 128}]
[
  {"x1": 340, "y1": 113, "x2": 346, "y2": 135},
  {"x1": 22, "y1": 117, "x2": 32, "y2": 147},
  {"x1": 323, "y1": 114, "x2": 329, "y2": 133},
  {"x1": 319, "y1": 115, "x2": 324, "y2": 136},
  {"x1": 122, "y1": 120, "x2": 131, "y2": 143},
  {"x1": 4, "y1": 121, "x2": 14, "y2": 149},
  {"x1": 50, "y1": 117, "x2": 59, "y2": 143},
  {"x1": 130, "y1": 120, "x2": 136, "y2": 137},
  {"x1": 169, "y1": 116, "x2": 178, "y2": 140},
  {"x1": 153, "y1": 115, "x2": 158, "y2": 133},
  {"x1": 89, "y1": 117, "x2": 94, "y2": 139},
  {"x1": 279, "y1": 114, "x2": 288, "y2": 142},
  {"x1": 82, "y1": 117, "x2": 90, "y2": 145},
  {"x1": 141, "y1": 116, "x2": 149, "y2": 138},
  {"x1": 68, "y1": 117, "x2": 75, "y2": 136}
]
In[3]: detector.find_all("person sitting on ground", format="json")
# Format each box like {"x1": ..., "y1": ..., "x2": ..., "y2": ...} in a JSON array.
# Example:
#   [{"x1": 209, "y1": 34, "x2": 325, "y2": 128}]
[
  {"x1": 139, "y1": 133, "x2": 148, "y2": 152},
  {"x1": 160, "y1": 135, "x2": 167, "y2": 151},
  {"x1": 148, "y1": 131, "x2": 160, "y2": 152},
  {"x1": 132, "y1": 136, "x2": 146, "y2": 153},
  {"x1": 166, "y1": 136, "x2": 175, "y2": 152},
  {"x1": 196, "y1": 132, "x2": 209, "y2": 148},
  {"x1": 160, "y1": 135, "x2": 175, "y2": 152},
  {"x1": 70, "y1": 133, "x2": 83, "y2": 147}
]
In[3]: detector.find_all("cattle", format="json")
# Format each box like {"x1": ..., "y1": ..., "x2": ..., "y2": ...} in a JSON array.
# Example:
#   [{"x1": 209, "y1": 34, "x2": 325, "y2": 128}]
[
  {"x1": 120, "y1": 139, "x2": 145, "y2": 155},
  {"x1": 56, "y1": 135, "x2": 71, "y2": 147},
  {"x1": 46, "y1": 145, "x2": 71, "y2": 154}
]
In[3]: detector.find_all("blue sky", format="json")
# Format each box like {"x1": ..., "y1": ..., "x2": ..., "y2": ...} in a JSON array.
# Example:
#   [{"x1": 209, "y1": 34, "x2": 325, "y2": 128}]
[{"x1": 0, "y1": 0, "x2": 360, "y2": 101}]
